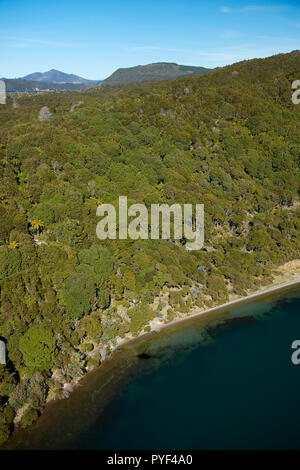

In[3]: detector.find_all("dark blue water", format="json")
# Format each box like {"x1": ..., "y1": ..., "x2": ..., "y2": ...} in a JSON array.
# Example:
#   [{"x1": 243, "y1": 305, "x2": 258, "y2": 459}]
[{"x1": 80, "y1": 291, "x2": 300, "y2": 450}]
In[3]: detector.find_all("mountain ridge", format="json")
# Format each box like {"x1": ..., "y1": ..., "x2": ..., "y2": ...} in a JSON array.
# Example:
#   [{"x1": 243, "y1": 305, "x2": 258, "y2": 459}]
[
  {"x1": 22, "y1": 69, "x2": 100, "y2": 85},
  {"x1": 5, "y1": 62, "x2": 212, "y2": 91},
  {"x1": 102, "y1": 62, "x2": 211, "y2": 85}
]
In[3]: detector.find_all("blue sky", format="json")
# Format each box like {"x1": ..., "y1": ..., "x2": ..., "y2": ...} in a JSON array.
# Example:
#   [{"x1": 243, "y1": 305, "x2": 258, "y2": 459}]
[{"x1": 1, "y1": 0, "x2": 300, "y2": 79}]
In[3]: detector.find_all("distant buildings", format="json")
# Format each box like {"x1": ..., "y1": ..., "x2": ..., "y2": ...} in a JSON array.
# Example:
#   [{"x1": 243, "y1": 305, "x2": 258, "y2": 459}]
[{"x1": 0, "y1": 340, "x2": 6, "y2": 365}]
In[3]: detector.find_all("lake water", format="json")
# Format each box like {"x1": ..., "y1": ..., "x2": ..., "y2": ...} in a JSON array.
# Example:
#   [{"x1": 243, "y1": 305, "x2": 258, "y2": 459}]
[{"x1": 5, "y1": 284, "x2": 300, "y2": 450}]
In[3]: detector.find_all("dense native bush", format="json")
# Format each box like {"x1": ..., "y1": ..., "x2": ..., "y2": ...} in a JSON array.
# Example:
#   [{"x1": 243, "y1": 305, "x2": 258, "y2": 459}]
[{"x1": 19, "y1": 324, "x2": 57, "y2": 371}]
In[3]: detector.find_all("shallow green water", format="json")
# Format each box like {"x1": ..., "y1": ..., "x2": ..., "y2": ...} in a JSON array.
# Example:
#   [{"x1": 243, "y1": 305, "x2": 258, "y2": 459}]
[{"x1": 5, "y1": 285, "x2": 300, "y2": 450}]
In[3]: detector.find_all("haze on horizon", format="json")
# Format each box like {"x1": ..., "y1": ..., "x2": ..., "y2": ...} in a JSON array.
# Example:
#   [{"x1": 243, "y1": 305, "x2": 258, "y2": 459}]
[{"x1": 1, "y1": 0, "x2": 300, "y2": 80}]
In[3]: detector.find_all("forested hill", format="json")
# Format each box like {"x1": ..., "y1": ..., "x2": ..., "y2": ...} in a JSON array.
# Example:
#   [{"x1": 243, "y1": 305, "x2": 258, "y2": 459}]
[
  {"x1": 0, "y1": 51, "x2": 299, "y2": 445},
  {"x1": 5, "y1": 62, "x2": 209, "y2": 91},
  {"x1": 101, "y1": 62, "x2": 211, "y2": 84}
]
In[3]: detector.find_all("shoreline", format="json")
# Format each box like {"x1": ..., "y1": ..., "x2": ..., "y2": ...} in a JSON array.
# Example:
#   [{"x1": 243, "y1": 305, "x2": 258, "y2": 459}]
[
  {"x1": 54, "y1": 269, "x2": 300, "y2": 398},
  {"x1": 114, "y1": 273, "x2": 300, "y2": 352},
  {"x1": 155, "y1": 276, "x2": 300, "y2": 328}
]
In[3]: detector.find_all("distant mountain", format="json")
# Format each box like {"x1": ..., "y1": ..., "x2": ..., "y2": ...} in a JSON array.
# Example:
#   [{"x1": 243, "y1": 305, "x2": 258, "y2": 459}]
[
  {"x1": 4, "y1": 78, "x2": 96, "y2": 92},
  {"x1": 102, "y1": 62, "x2": 211, "y2": 85},
  {"x1": 4, "y1": 64, "x2": 211, "y2": 92},
  {"x1": 21, "y1": 69, "x2": 100, "y2": 85}
]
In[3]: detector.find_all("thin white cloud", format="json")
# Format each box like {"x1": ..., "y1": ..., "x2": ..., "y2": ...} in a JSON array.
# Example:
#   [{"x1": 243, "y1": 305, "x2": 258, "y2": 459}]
[
  {"x1": 220, "y1": 29, "x2": 242, "y2": 38},
  {"x1": 6, "y1": 37, "x2": 85, "y2": 48},
  {"x1": 242, "y1": 5, "x2": 276, "y2": 12},
  {"x1": 129, "y1": 46, "x2": 161, "y2": 51},
  {"x1": 220, "y1": 6, "x2": 231, "y2": 13},
  {"x1": 188, "y1": 42, "x2": 300, "y2": 67},
  {"x1": 220, "y1": 4, "x2": 287, "y2": 14},
  {"x1": 284, "y1": 19, "x2": 300, "y2": 29},
  {"x1": 127, "y1": 46, "x2": 183, "y2": 53}
]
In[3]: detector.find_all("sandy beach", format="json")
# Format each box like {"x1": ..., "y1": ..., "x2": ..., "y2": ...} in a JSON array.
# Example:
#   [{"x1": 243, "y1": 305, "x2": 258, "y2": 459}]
[
  {"x1": 155, "y1": 275, "x2": 300, "y2": 330},
  {"x1": 114, "y1": 266, "x2": 300, "y2": 350}
]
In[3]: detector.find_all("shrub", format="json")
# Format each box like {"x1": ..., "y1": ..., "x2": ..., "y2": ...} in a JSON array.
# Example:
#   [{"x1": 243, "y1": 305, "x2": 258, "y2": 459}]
[
  {"x1": 0, "y1": 423, "x2": 10, "y2": 446},
  {"x1": 19, "y1": 324, "x2": 57, "y2": 371},
  {"x1": 21, "y1": 407, "x2": 39, "y2": 428}
]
